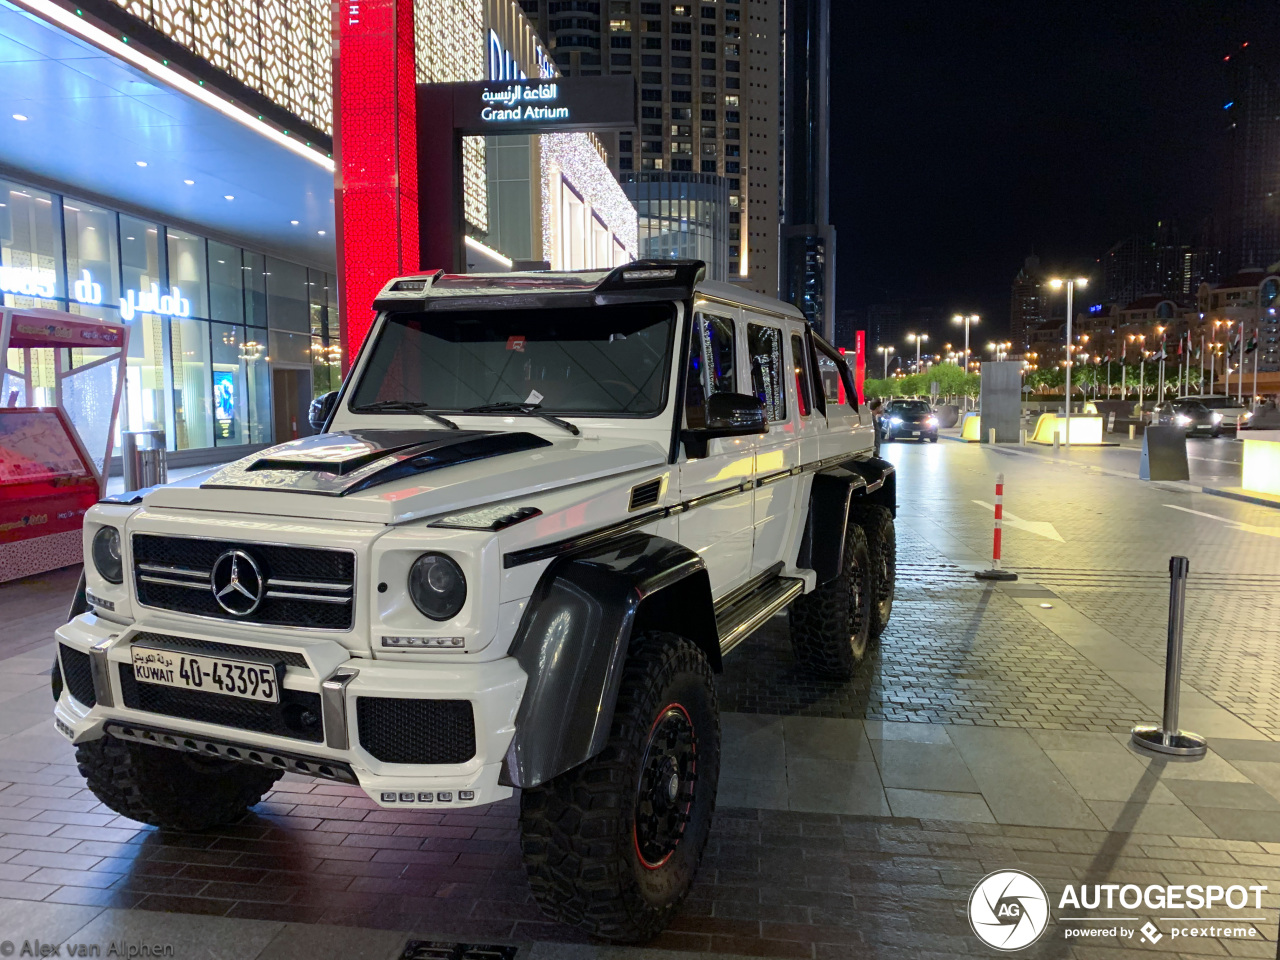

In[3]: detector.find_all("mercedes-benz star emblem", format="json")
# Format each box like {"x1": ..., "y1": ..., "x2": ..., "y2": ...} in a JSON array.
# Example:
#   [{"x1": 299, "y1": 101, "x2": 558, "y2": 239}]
[{"x1": 210, "y1": 549, "x2": 265, "y2": 616}]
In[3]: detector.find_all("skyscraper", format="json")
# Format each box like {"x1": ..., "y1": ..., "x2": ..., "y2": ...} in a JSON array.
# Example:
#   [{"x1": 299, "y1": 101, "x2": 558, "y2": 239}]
[
  {"x1": 520, "y1": 0, "x2": 779, "y2": 294},
  {"x1": 1010, "y1": 255, "x2": 1047, "y2": 351},
  {"x1": 779, "y1": 0, "x2": 835, "y2": 338},
  {"x1": 1222, "y1": 44, "x2": 1280, "y2": 274}
]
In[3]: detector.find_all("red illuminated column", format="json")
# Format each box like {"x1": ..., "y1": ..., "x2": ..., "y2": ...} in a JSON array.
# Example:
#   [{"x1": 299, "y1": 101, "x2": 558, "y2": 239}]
[
  {"x1": 333, "y1": 0, "x2": 419, "y2": 371},
  {"x1": 854, "y1": 330, "x2": 866, "y2": 405}
]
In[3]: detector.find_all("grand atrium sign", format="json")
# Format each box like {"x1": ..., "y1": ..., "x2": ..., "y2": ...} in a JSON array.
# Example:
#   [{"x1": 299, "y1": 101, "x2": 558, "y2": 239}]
[{"x1": 425, "y1": 76, "x2": 635, "y2": 137}]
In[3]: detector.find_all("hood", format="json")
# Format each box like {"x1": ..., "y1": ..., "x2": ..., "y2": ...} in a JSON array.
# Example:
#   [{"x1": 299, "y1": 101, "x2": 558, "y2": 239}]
[
  {"x1": 200, "y1": 429, "x2": 553, "y2": 497},
  {"x1": 141, "y1": 429, "x2": 668, "y2": 525}
]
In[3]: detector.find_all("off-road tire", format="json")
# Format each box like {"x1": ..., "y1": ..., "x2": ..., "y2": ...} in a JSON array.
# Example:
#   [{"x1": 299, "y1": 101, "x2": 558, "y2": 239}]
[
  {"x1": 853, "y1": 505, "x2": 895, "y2": 640},
  {"x1": 77, "y1": 735, "x2": 281, "y2": 831},
  {"x1": 520, "y1": 632, "x2": 720, "y2": 943},
  {"x1": 788, "y1": 523, "x2": 874, "y2": 680}
]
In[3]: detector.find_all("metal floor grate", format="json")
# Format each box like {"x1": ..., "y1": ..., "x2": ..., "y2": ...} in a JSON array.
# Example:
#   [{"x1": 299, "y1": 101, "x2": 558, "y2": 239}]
[{"x1": 401, "y1": 943, "x2": 518, "y2": 960}]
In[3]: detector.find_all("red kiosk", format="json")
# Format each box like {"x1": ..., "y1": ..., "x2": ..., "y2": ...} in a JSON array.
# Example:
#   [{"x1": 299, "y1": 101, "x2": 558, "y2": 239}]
[{"x1": 1, "y1": 307, "x2": 128, "y2": 581}]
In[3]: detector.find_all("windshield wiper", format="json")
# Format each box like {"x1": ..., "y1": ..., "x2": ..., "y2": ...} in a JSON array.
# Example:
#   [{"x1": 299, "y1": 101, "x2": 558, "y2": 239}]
[
  {"x1": 350, "y1": 400, "x2": 459, "y2": 430},
  {"x1": 462, "y1": 401, "x2": 581, "y2": 436}
]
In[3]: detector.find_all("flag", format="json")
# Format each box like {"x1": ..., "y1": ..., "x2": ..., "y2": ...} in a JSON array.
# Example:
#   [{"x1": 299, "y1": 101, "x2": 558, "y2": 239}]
[{"x1": 1246, "y1": 331, "x2": 1258, "y2": 353}]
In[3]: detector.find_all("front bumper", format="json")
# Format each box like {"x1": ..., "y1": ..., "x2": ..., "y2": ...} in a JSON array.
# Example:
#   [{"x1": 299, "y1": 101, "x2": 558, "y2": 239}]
[{"x1": 54, "y1": 613, "x2": 527, "y2": 810}]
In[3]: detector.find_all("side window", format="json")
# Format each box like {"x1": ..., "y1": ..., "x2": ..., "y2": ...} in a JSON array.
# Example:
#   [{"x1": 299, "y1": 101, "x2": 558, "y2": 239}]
[
  {"x1": 791, "y1": 333, "x2": 813, "y2": 418},
  {"x1": 685, "y1": 312, "x2": 736, "y2": 428},
  {"x1": 815, "y1": 343, "x2": 858, "y2": 411},
  {"x1": 747, "y1": 322, "x2": 787, "y2": 422}
]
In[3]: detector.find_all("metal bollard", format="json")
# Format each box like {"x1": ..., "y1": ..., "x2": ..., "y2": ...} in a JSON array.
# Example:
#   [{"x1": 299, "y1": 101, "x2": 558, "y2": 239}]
[
  {"x1": 1129, "y1": 423, "x2": 1136, "y2": 440},
  {"x1": 988, "y1": 427, "x2": 996, "y2": 445},
  {"x1": 1131, "y1": 557, "x2": 1207, "y2": 757},
  {"x1": 1053, "y1": 430, "x2": 1060, "y2": 452},
  {"x1": 1019, "y1": 428, "x2": 1027, "y2": 446}
]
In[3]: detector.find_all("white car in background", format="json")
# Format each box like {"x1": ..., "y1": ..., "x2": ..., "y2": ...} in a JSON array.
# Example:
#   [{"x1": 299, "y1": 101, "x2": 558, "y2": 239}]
[{"x1": 1178, "y1": 395, "x2": 1252, "y2": 429}]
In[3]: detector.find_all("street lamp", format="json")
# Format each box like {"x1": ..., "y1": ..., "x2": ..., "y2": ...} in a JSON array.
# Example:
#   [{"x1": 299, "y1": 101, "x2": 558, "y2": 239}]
[
  {"x1": 1047, "y1": 277, "x2": 1089, "y2": 446},
  {"x1": 876, "y1": 345, "x2": 892, "y2": 379},
  {"x1": 952, "y1": 314, "x2": 979, "y2": 401},
  {"x1": 906, "y1": 333, "x2": 928, "y2": 373}
]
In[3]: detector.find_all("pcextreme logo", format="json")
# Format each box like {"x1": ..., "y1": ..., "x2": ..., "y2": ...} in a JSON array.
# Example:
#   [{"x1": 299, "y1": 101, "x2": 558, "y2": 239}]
[
  {"x1": 968, "y1": 870, "x2": 1050, "y2": 951},
  {"x1": 968, "y1": 871, "x2": 1270, "y2": 950}
]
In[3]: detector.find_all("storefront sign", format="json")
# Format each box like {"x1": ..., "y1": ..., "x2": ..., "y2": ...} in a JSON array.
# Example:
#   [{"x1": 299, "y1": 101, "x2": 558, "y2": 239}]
[
  {"x1": 480, "y1": 83, "x2": 569, "y2": 123},
  {"x1": 73, "y1": 270, "x2": 103, "y2": 305},
  {"x1": 0, "y1": 265, "x2": 56, "y2": 299},
  {"x1": 426, "y1": 76, "x2": 636, "y2": 137},
  {"x1": 119, "y1": 283, "x2": 192, "y2": 322}
]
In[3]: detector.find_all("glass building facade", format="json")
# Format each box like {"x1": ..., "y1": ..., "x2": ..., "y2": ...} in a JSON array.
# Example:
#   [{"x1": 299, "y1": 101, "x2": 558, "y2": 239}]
[
  {"x1": 1, "y1": 175, "x2": 339, "y2": 457},
  {"x1": 620, "y1": 171, "x2": 728, "y2": 280}
]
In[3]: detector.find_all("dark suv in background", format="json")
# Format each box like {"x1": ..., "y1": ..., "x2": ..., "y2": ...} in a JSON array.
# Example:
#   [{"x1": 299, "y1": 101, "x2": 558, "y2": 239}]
[{"x1": 880, "y1": 399, "x2": 939, "y2": 442}]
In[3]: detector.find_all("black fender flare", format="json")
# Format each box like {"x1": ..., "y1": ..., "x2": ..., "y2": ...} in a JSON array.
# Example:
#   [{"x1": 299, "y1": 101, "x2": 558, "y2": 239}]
[
  {"x1": 499, "y1": 532, "x2": 718, "y2": 789},
  {"x1": 797, "y1": 456, "x2": 896, "y2": 584}
]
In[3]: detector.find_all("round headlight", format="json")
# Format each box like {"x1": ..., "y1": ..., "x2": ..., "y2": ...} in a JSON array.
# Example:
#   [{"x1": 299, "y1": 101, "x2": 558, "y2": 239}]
[
  {"x1": 408, "y1": 553, "x2": 467, "y2": 621},
  {"x1": 92, "y1": 526, "x2": 123, "y2": 584}
]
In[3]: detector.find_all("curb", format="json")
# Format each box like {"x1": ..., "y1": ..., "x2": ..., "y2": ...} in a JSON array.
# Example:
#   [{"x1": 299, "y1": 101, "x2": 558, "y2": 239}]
[{"x1": 1200, "y1": 486, "x2": 1280, "y2": 511}]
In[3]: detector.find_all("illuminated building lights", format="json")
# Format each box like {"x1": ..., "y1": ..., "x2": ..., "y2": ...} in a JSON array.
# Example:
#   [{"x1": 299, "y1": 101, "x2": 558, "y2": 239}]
[
  {"x1": 465, "y1": 234, "x2": 513, "y2": 268},
  {"x1": 11, "y1": 0, "x2": 334, "y2": 171},
  {"x1": 540, "y1": 133, "x2": 638, "y2": 261}
]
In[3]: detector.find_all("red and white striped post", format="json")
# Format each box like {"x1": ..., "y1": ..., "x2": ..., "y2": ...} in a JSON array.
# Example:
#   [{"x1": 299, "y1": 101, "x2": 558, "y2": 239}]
[{"x1": 975, "y1": 472, "x2": 1018, "y2": 581}]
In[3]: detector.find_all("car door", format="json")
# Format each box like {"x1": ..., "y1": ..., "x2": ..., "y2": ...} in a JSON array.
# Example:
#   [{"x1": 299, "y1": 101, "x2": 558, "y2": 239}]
[
  {"x1": 677, "y1": 307, "x2": 756, "y2": 598},
  {"x1": 745, "y1": 317, "x2": 800, "y2": 576}
]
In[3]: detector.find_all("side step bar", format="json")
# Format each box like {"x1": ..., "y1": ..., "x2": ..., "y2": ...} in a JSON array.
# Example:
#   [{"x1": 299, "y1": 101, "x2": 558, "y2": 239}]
[{"x1": 715, "y1": 575, "x2": 805, "y2": 657}]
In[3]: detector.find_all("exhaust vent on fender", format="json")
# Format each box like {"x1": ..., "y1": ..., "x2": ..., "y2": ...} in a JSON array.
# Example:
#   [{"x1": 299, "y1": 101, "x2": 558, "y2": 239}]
[{"x1": 629, "y1": 478, "x2": 663, "y2": 511}]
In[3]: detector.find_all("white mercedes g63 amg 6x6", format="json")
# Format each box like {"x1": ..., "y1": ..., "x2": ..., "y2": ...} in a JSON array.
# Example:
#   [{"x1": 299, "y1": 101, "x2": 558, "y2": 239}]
[{"x1": 54, "y1": 260, "x2": 896, "y2": 942}]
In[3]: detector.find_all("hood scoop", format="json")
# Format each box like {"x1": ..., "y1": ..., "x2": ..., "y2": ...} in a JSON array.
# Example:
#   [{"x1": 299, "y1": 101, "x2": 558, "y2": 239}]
[{"x1": 203, "y1": 429, "x2": 552, "y2": 497}]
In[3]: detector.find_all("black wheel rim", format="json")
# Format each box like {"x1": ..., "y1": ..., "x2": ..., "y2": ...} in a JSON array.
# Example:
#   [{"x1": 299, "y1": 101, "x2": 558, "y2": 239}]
[
  {"x1": 633, "y1": 703, "x2": 697, "y2": 870},
  {"x1": 848, "y1": 555, "x2": 868, "y2": 656}
]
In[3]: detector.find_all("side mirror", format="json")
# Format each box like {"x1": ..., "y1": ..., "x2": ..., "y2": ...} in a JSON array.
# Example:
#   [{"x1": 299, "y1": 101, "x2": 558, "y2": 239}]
[
  {"x1": 309, "y1": 391, "x2": 339, "y2": 432},
  {"x1": 682, "y1": 392, "x2": 768, "y2": 458}
]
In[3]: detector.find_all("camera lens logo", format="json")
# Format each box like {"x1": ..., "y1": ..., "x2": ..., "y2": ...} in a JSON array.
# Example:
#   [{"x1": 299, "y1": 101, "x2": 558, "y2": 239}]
[{"x1": 968, "y1": 869, "x2": 1050, "y2": 951}]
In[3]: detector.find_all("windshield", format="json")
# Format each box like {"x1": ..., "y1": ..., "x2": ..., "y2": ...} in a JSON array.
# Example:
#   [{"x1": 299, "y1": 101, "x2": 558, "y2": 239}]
[
  {"x1": 350, "y1": 302, "x2": 677, "y2": 417},
  {"x1": 887, "y1": 400, "x2": 931, "y2": 414},
  {"x1": 1176, "y1": 402, "x2": 1209, "y2": 414},
  {"x1": 1195, "y1": 396, "x2": 1239, "y2": 409}
]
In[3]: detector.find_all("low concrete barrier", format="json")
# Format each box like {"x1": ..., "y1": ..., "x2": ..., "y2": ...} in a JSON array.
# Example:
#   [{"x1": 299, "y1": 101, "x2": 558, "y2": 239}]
[
  {"x1": 1028, "y1": 414, "x2": 1106, "y2": 445},
  {"x1": 960, "y1": 412, "x2": 982, "y2": 441}
]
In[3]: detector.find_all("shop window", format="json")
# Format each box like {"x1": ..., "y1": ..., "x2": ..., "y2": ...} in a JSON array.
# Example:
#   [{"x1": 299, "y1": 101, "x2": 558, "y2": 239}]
[
  {"x1": 166, "y1": 229, "x2": 209, "y2": 320},
  {"x1": 209, "y1": 241, "x2": 244, "y2": 324},
  {"x1": 0, "y1": 178, "x2": 63, "y2": 308},
  {"x1": 169, "y1": 316, "x2": 212, "y2": 450},
  {"x1": 211, "y1": 322, "x2": 251, "y2": 445},
  {"x1": 243, "y1": 251, "x2": 268, "y2": 328},
  {"x1": 63, "y1": 199, "x2": 118, "y2": 311},
  {"x1": 266, "y1": 257, "x2": 308, "y2": 333}
]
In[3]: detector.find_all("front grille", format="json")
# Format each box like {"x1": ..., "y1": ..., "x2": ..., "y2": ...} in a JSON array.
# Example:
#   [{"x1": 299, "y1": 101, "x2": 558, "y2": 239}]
[
  {"x1": 356, "y1": 697, "x2": 476, "y2": 764},
  {"x1": 119, "y1": 664, "x2": 324, "y2": 742},
  {"x1": 59, "y1": 644, "x2": 95, "y2": 707},
  {"x1": 132, "y1": 534, "x2": 354, "y2": 630},
  {"x1": 128, "y1": 631, "x2": 310, "y2": 669}
]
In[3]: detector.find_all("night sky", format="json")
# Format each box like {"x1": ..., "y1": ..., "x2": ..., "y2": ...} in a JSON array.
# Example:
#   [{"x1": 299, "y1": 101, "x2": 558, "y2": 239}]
[{"x1": 830, "y1": 0, "x2": 1280, "y2": 337}]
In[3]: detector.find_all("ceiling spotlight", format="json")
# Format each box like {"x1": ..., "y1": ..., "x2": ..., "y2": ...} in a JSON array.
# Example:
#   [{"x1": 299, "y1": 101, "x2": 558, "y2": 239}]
[
  {"x1": 290, "y1": 220, "x2": 299, "y2": 225},
  {"x1": 12, "y1": 114, "x2": 28, "y2": 121},
  {"x1": 135, "y1": 161, "x2": 147, "y2": 167},
  {"x1": 317, "y1": 230, "x2": 326, "y2": 236},
  {"x1": 183, "y1": 179, "x2": 194, "y2": 185},
  {"x1": 224, "y1": 195, "x2": 234, "y2": 200}
]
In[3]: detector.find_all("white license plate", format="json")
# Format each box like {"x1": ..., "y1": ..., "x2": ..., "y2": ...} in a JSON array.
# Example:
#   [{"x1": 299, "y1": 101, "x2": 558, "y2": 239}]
[{"x1": 131, "y1": 647, "x2": 279, "y2": 703}]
